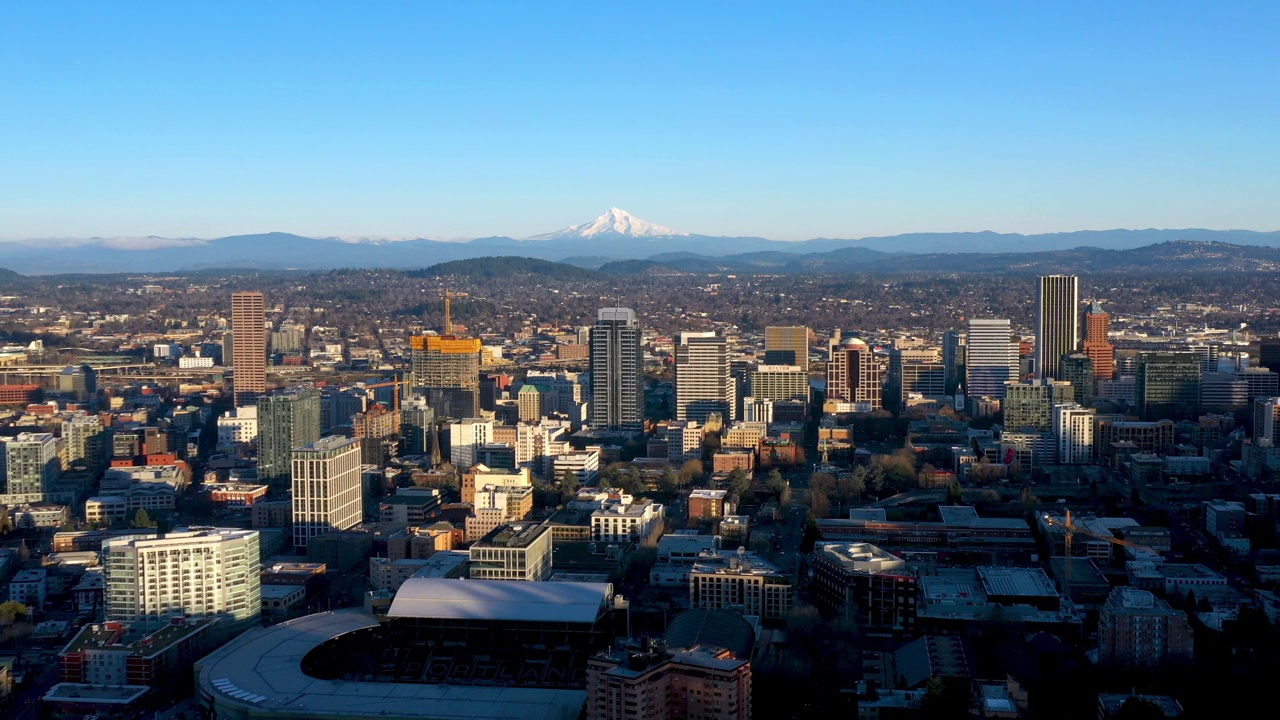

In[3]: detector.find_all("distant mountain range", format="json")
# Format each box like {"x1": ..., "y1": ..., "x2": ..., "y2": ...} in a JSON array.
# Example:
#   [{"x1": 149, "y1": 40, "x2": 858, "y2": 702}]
[{"x1": 0, "y1": 208, "x2": 1279, "y2": 274}]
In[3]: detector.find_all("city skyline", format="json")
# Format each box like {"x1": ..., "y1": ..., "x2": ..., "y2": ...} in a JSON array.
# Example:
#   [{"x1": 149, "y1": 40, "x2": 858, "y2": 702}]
[{"x1": 3, "y1": 3, "x2": 1278, "y2": 240}]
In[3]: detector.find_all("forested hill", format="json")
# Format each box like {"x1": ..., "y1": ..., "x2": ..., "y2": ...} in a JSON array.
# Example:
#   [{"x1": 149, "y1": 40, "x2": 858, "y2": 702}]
[{"x1": 408, "y1": 256, "x2": 604, "y2": 281}]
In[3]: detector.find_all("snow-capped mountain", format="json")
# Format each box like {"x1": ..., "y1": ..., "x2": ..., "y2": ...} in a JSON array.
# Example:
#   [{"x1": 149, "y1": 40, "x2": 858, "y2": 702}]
[{"x1": 526, "y1": 208, "x2": 688, "y2": 240}]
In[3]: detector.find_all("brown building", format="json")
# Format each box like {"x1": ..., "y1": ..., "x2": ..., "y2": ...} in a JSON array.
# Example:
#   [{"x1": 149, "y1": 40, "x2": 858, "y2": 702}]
[
  {"x1": 1098, "y1": 587, "x2": 1192, "y2": 668},
  {"x1": 0, "y1": 384, "x2": 40, "y2": 405},
  {"x1": 1096, "y1": 419, "x2": 1176, "y2": 460},
  {"x1": 353, "y1": 403, "x2": 399, "y2": 466},
  {"x1": 688, "y1": 489, "x2": 734, "y2": 526},
  {"x1": 758, "y1": 438, "x2": 804, "y2": 469},
  {"x1": 711, "y1": 450, "x2": 754, "y2": 474},
  {"x1": 586, "y1": 644, "x2": 752, "y2": 720},
  {"x1": 1084, "y1": 301, "x2": 1115, "y2": 381},
  {"x1": 557, "y1": 343, "x2": 589, "y2": 361},
  {"x1": 230, "y1": 291, "x2": 267, "y2": 408},
  {"x1": 811, "y1": 542, "x2": 918, "y2": 631},
  {"x1": 206, "y1": 482, "x2": 269, "y2": 507}
]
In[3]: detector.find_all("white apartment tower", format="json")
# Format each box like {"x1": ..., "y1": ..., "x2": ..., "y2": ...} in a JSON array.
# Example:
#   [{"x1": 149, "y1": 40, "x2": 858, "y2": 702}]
[
  {"x1": 589, "y1": 308, "x2": 644, "y2": 432},
  {"x1": 1254, "y1": 397, "x2": 1280, "y2": 444},
  {"x1": 104, "y1": 528, "x2": 261, "y2": 634},
  {"x1": 291, "y1": 436, "x2": 363, "y2": 548},
  {"x1": 966, "y1": 318, "x2": 1020, "y2": 398},
  {"x1": 675, "y1": 332, "x2": 735, "y2": 423},
  {"x1": 449, "y1": 417, "x2": 494, "y2": 468},
  {"x1": 1053, "y1": 402, "x2": 1096, "y2": 464},
  {"x1": 1036, "y1": 275, "x2": 1080, "y2": 380},
  {"x1": 2, "y1": 432, "x2": 61, "y2": 504}
]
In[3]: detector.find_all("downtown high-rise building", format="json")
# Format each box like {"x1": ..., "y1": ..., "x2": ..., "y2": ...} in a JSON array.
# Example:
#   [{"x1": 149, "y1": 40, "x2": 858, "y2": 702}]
[
  {"x1": 748, "y1": 364, "x2": 810, "y2": 403},
  {"x1": 231, "y1": 291, "x2": 267, "y2": 408},
  {"x1": 764, "y1": 325, "x2": 810, "y2": 366},
  {"x1": 1003, "y1": 379, "x2": 1074, "y2": 432},
  {"x1": 291, "y1": 436, "x2": 363, "y2": 549},
  {"x1": 1036, "y1": 275, "x2": 1079, "y2": 380},
  {"x1": 675, "y1": 332, "x2": 735, "y2": 423},
  {"x1": 1253, "y1": 397, "x2": 1280, "y2": 444},
  {"x1": 966, "y1": 318, "x2": 1020, "y2": 398},
  {"x1": 1, "y1": 432, "x2": 60, "y2": 505},
  {"x1": 1084, "y1": 300, "x2": 1115, "y2": 380},
  {"x1": 1136, "y1": 352, "x2": 1202, "y2": 419},
  {"x1": 257, "y1": 387, "x2": 322, "y2": 492},
  {"x1": 410, "y1": 335, "x2": 482, "y2": 419},
  {"x1": 826, "y1": 337, "x2": 882, "y2": 410},
  {"x1": 105, "y1": 528, "x2": 261, "y2": 634},
  {"x1": 942, "y1": 329, "x2": 967, "y2": 395},
  {"x1": 589, "y1": 308, "x2": 644, "y2": 432}
]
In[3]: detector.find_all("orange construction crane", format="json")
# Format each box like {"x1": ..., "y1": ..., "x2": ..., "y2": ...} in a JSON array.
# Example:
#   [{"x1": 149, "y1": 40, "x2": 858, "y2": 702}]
[
  {"x1": 442, "y1": 288, "x2": 468, "y2": 335},
  {"x1": 362, "y1": 377, "x2": 409, "y2": 411},
  {"x1": 1041, "y1": 510, "x2": 1145, "y2": 591}
]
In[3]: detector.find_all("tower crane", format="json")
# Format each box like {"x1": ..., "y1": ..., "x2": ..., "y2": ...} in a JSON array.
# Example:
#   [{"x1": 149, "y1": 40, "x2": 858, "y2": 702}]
[
  {"x1": 1041, "y1": 510, "x2": 1148, "y2": 593},
  {"x1": 442, "y1": 288, "x2": 468, "y2": 336},
  {"x1": 360, "y1": 375, "x2": 409, "y2": 411}
]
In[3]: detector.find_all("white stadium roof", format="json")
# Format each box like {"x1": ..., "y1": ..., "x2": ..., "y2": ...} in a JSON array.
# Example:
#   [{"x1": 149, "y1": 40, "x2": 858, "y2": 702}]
[
  {"x1": 388, "y1": 578, "x2": 613, "y2": 624},
  {"x1": 195, "y1": 609, "x2": 587, "y2": 720}
]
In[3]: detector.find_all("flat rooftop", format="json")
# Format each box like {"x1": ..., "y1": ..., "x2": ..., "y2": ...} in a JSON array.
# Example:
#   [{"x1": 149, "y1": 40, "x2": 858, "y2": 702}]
[
  {"x1": 44, "y1": 683, "x2": 149, "y2": 704},
  {"x1": 475, "y1": 521, "x2": 550, "y2": 549},
  {"x1": 978, "y1": 567, "x2": 1059, "y2": 599},
  {"x1": 813, "y1": 542, "x2": 906, "y2": 575}
]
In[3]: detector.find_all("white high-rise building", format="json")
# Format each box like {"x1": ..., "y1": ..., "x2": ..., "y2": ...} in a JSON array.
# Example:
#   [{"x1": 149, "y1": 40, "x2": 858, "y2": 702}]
[
  {"x1": 1036, "y1": 275, "x2": 1080, "y2": 380},
  {"x1": 216, "y1": 406, "x2": 259, "y2": 446},
  {"x1": 675, "y1": 332, "x2": 735, "y2": 423},
  {"x1": 62, "y1": 414, "x2": 106, "y2": 469},
  {"x1": 449, "y1": 417, "x2": 494, "y2": 469},
  {"x1": 1, "y1": 432, "x2": 61, "y2": 505},
  {"x1": 966, "y1": 319, "x2": 1020, "y2": 398},
  {"x1": 1053, "y1": 403, "x2": 1096, "y2": 464},
  {"x1": 1254, "y1": 397, "x2": 1280, "y2": 444},
  {"x1": 104, "y1": 528, "x2": 261, "y2": 634},
  {"x1": 291, "y1": 437, "x2": 363, "y2": 549}
]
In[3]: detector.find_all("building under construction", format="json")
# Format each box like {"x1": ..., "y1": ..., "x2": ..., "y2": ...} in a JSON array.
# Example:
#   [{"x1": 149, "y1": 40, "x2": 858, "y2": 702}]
[{"x1": 409, "y1": 291, "x2": 481, "y2": 419}]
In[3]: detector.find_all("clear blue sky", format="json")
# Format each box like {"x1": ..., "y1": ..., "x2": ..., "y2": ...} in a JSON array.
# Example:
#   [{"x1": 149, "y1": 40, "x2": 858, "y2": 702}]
[{"x1": 2, "y1": 2, "x2": 1277, "y2": 241}]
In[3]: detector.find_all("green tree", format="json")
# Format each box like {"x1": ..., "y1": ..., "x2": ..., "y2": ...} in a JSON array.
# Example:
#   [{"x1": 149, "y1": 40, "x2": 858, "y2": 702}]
[
  {"x1": 131, "y1": 508, "x2": 158, "y2": 529},
  {"x1": 0, "y1": 600, "x2": 30, "y2": 625},
  {"x1": 946, "y1": 482, "x2": 963, "y2": 505},
  {"x1": 800, "y1": 516, "x2": 822, "y2": 552}
]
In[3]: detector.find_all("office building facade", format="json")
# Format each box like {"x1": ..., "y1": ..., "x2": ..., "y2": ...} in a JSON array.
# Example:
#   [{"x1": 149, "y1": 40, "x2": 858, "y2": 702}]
[
  {"x1": 966, "y1": 319, "x2": 1020, "y2": 398},
  {"x1": 231, "y1": 292, "x2": 267, "y2": 408},
  {"x1": 826, "y1": 337, "x2": 882, "y2": 410},
  {"x1": 291, "y1": 436, "x2": 363, "y2": 549},
  {"x1": 257, "y1": 388, "x2": 322, "y2": 492},
  {"x1": 1084, "y1": 301, "x2": 1115, "y2": 380},
  {"x1": 764, "y1": 325, "x2": 809, "y2": 366},
  {"x1": 676, "y1": 332, "x2": 735, "y2": 423},
  {"x1": 1035, "y1": 275, "x2": 1079, "y2": 380}
]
